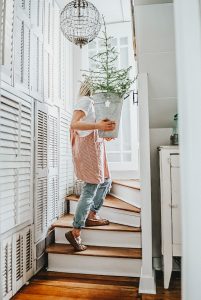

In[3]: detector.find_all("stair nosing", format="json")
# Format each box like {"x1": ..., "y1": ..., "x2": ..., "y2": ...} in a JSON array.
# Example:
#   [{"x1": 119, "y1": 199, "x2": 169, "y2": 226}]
[
  {"x1": 66, "y1": 194, "x2": 141, "y2": 214},
  {"x1": 46, "y1": 243, "x2": 142, "y2": 259},
  {"x1": 51, "y1": 214, "x2": 141, "y2": 232},
  {"x1": 112, "y1": 180, "x2": 141, "y2": 191}
]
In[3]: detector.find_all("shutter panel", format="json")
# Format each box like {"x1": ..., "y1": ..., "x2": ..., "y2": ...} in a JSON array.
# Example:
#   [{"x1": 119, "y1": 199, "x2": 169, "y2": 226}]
[
  {"x1": 12, "y1": 231, "x2": 24, "y2": 293},
  {"x1": 0, "y1": 0, "x2": 4, "y2": 65},
  {"x1": 1, "y1": 0, "x2": 15, "y2": 85},
  {"x1": 60, "y1": 34, "x2": 74, "y2": 111},
  {"x1": 48, "y1": 175, "x2": 58, "y2": 223},
  {"x1": 30, "y1": 32, "x2": 39, "y2": 96},
  {"x1": 0, "y1": 95, "x2": 33, "y2": 234},
  {"x1": 48, "y1": 106, "x2": 59, "y2": 224},
  {"x1": 35, "y1": 177, "x2": 48, "y2": 242},
  {"x1": 35, "y1": 104, "x2": 59, "y2": 240},
  {"x1": 43, "y1": 0, "x2": 53, "y2": 104},
  {"x1": 0, "y1": 237, "x2": 13, "y2": 300},
  {"x1": 44, "y1": 50, "x2": 53, "y2": 104},
  {"x1": 66, "y1": 111, "x2": 74, "y2": 195},
  {"x1": 30, "y1": 33, "x2": 43, "y2": 100},
  {"x1": 23, "y1": 23, "x2": 30, "y2": 90},
  {"x1": 14, "y1": 16, "x2": 23, "y2": 85},
  {"x1": 14, "y1": 0, "x2": 31, "y2": 93},
  {"x1": 35, "y1": 102, "x2": 48, "y2": 242},
  {"x1": 59, "y1": 110, "x2": 74, "y2": 217},
  {"x1": 12, "y1": 225, "x2": 34, "y2": 295},
  {"x1": 30, "y1": 0, "x2": 44, "y2": 100},
  {"x1": 24, "y1": 225, "x2": 34, "y2": 281},
  {"x1": 60, "y1": 33, "x2": 65, "y2": 108},
  {"x1": 52, "y1": 1, "x2": 60, "y2": 106}
]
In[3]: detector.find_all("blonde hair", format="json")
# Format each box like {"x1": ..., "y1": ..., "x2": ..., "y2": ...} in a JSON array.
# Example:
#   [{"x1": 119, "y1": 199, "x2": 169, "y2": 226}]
[{"x1": 79, "y1": 79, "x2": 93, "y2": 97}]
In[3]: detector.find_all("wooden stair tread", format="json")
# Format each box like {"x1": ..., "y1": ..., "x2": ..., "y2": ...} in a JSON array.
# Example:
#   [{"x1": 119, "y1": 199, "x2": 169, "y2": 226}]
[
  {"x1": 112, "y1": 179, "x2": 140, "y2": 190},
  {"x1": 46, "y1": 243, "x2": 142, "y2": 259},
  {"x1": 66, "y1": 194, "x2": 141, "y2": 213},
  {"x1": 35, "y1": 270, "x2": 139, "y2": 285},
  {"x1": 52, "y1": 214, "x2": 141, "y2": 232}
]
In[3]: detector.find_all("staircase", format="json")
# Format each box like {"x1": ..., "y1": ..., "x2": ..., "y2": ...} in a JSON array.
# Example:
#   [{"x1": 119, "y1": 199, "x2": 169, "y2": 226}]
[{"x1": 46, "y1": 180, "x2": 142, "y2": 278}]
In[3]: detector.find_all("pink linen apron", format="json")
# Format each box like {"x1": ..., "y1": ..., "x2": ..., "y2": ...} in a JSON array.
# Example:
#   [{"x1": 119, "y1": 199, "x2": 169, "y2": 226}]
[{"x1": 70, "y1": 129, "x2": 110, "y2": 184}]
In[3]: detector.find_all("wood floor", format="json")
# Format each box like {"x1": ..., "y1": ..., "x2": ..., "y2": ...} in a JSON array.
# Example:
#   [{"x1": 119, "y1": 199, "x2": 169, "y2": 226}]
[{"x1": 12, "y1": 270, "x2": 181, "y2": 300}]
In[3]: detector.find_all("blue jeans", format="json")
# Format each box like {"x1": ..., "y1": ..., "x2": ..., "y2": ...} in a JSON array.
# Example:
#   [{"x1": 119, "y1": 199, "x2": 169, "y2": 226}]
[{"x1": 73, "y1": 178, "x2": 112, "y2": 229}]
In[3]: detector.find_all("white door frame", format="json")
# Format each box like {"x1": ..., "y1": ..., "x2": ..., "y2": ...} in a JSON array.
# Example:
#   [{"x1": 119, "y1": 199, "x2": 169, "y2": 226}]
[{"x1": 174, "y1": 1, "x2": 201, "y2": 299}]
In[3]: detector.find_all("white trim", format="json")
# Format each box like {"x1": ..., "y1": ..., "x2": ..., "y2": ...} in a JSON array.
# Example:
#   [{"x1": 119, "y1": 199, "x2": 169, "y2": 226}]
[
  {"x1": 139, "y1": 269, "x2": 156, "y2": 294},
  {"x1": 55, "y1": 227, "x2": 141, "y2": 248},
  {"x1": 48, "y1": 253, "x2": 142, "y2": 277},
  {"x1": 138, "y1": 73, "x2": 156, "y2": 294}
]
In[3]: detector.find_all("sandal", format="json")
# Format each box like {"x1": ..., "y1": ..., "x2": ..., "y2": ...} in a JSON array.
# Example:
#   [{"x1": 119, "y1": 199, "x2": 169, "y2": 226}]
[
  {"x1": 85, "y1": 218, "x2": 110, "y2": 227},
  {"x1": 65, "y1": 231, "x2": 87, "y2": 252}
]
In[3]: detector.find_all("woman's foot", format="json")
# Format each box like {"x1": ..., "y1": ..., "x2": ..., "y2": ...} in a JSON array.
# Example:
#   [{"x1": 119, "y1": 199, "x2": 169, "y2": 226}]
[
  {"x1": 65, "y1": 231, "x2": 87, "y2": 252},
  {"x1": 85, "y1": 211, "x2": 109, "y2": 226}
]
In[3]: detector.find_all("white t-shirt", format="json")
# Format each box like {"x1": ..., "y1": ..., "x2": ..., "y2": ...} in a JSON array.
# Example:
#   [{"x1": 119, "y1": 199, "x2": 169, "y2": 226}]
[{"x1": 74, "y1": 96, "x2": 96, "y2": 137}]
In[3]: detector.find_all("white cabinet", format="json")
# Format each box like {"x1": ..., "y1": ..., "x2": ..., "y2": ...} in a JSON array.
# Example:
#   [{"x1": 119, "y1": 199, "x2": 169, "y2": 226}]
[{"x1": 159, "y1": 146, "x2": 181, "y2": 289}]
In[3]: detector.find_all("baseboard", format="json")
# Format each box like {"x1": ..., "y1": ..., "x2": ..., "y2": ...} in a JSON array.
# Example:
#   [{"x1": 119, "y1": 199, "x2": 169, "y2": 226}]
[{"x1": 139, "y1": 269, "x2": 156, "y2": 294}]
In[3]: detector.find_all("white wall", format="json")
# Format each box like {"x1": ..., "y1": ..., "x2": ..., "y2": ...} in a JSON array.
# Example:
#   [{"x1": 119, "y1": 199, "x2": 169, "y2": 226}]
[
  {"x1": 135, "y1": 3, "x2": 177, "y2": 256},
  {"x1": 174, "y1": 1, "x2": 201, "y2": 299}
]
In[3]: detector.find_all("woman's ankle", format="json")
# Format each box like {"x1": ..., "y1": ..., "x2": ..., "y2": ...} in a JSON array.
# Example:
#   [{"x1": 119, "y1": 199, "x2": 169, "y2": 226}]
[
  {"x1": 88, "y1": 210, "x2": 96, "y2": 219},
  {"x1": 72, "y1": 228, "x2": 81, "y2": 238}
]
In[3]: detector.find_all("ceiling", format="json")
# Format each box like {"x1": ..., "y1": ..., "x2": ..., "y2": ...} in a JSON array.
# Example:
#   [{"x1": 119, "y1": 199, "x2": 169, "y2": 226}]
[
  {"x1": 134, "y1": 0, "x2": 173, "y2": 5},
  {"x1": 60, "y1": 0, "x2": 132, "y2": 23}
]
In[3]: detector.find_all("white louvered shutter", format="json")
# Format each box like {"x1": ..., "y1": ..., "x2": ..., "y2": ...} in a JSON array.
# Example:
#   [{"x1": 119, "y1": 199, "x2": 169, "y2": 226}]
[
  {"x1": 59, "y1": 110, "x2": 74, "y2": 217},
  {"x1": 14, "y1": 0, "x2": 31, "y2": 93},
  {"x1": 30, "y1": 0, "x2": 44, "y2": 100},
  {"x1": 43, "y1": 0, "x2": 53, "y2": 104},
  {"x1": 60, "y1": 32, "x2": 65, "y2": 108},
  {"x1": 0, "y1": 236, "x2": 13, "y2": 300},
  {"x1": 52, "y1": 1, "x2": 60, "y2": 107},
  {"x1": 60, "y1": 33, "x2": 74, "y2": 111},
  {"x1": 66, "y1": 111, "x2": 74, "y2": 195},
  {"x1": 35, "y1": 102, "x2": 48, "y2": 242},
  {"x1": 48, "y1": 106, "x2": 59, "y2": 224},
  {"x1": 12, "y1": 225, "x2": 34, "y2": 295},
  {"x1": 24, "y1": 225, "x2": 34, "y2": 281},
  {"x1": 12, "y1": 231, "x2": 24, "y2": 293},
  {"x1": 1, "y1": 0, "x2": 15, "y2": 85},
  {"x1": 0, "y1": 95, "x2": 33, "y2": 234}
]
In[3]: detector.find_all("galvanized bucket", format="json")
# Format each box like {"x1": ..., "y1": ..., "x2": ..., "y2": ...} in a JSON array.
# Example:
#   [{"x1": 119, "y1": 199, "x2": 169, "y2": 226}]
[{"x1": 92, "y1": 93, "x2": 123, "y2": 138}]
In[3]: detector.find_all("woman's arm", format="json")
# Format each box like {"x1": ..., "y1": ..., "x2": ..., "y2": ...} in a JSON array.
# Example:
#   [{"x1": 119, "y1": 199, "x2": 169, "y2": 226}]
[{"x1": 70, "y1": 110, "x2": 116, "y2": 132}]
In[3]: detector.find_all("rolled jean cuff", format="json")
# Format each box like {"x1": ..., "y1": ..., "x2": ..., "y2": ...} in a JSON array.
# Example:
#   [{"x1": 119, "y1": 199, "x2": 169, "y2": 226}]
[
  {"x1": 72, "y1": 220, "x2": 85, "y2": 229},
  {"x1": 89, "y1": 207, "x2": 99, "y2": 213}
]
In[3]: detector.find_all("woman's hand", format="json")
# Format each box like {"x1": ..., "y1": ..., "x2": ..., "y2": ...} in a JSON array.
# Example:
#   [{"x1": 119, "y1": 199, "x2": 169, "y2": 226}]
[{"x1": 96, "y1": 119, "x2": 116, "y2": 131}]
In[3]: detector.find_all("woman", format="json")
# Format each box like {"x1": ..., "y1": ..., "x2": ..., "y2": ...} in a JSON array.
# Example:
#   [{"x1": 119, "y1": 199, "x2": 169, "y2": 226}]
[{"x1": 65, "y1": 80, "x2": 116, "y2": 251}]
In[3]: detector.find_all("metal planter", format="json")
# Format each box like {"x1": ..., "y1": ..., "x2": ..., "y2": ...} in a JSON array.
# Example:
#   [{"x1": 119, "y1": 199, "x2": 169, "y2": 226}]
[{"x1": 93, "y1": 92, "x2": 123, "y2": 138}]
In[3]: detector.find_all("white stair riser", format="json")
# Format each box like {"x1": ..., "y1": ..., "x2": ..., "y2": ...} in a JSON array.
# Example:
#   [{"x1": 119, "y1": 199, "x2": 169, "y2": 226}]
[
  {"x1": 55, "y1": 227, "x2": 142, "y2": 248},
  {"x1": 111, "y1": 183, "x2": 141, "y2": 208},
  {"x1": 47, "y1": 253, "x2": 142, "y2": 277},
  {"x1": 69, "y1": 201, "x2": 141, "y2": 227}
]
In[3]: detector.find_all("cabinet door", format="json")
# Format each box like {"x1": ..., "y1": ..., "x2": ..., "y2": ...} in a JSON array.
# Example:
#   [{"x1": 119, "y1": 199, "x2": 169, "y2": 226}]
[
  {"x1": 170, "y1": 154, "x2": 181, "y2": 255},
  {"x1": 0, "y1": 0, "x2": 15, "y2": 85}
]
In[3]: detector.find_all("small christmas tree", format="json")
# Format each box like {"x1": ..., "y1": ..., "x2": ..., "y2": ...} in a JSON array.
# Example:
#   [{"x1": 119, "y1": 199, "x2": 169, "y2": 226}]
[{"x1": 82, "y1": 18, "x2": 134, "y2": 98}]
